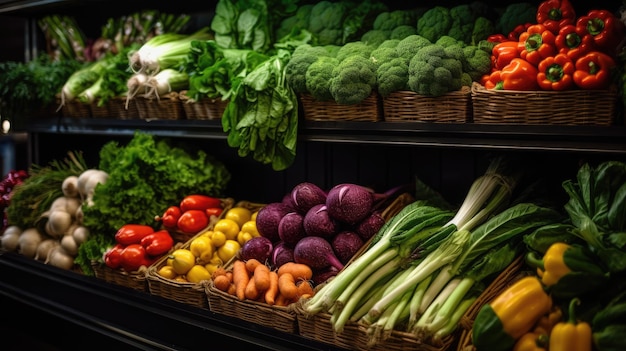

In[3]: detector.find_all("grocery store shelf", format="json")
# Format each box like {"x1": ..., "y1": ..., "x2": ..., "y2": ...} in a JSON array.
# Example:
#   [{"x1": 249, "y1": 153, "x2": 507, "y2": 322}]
[
  {"x1": 13, "y1": 117, "x2": 626, "y2": 155},
  {"x1": 0, "y1": 251, "x2": 346, "y2": 351}
]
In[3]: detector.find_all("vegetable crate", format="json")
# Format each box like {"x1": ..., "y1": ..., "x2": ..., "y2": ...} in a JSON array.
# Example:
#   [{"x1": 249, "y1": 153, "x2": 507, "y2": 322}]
[
  {"x1": 179, "y1": 91, "x2": 228, "y2": 120},
  {"x1": 135, "y1": 92, "x2": 185, "y2": 120},
  {"x1": 108, "y1": 96, "x2": 140, "y2": 119},
  {"x1": 167, "y1": 197, "x2": 235, "y2": 243},
  {"x1": 299, "y1": 92, "x2": 382, "y2": 122},
  {"x1": 61, "y1": 99, "x2": 91, "y2": 118},
  {"x1": 470, "y1": 82, "x2": 617, "y2": 125},
  {"x1": 91, "y1": 262, "x2": 149, "y2": 292},
  {"x1": 456, "y1": 256, "x2": 527, "y2": 351},
  {"x1": 383, "y1": 87, "x2": 472, "y2": 123}
]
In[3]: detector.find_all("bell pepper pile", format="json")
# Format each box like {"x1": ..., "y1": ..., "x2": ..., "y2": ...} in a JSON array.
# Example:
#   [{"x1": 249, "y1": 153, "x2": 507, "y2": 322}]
[
  {"x1": 155, "y1": 194, "x2": 224, "y2": 234},
  {"x1": 482, "y1": 0, "x2": 624, "y2": 91},
  {"x1": 103, "y1": 224, "x2": 175, "y2": 272}
]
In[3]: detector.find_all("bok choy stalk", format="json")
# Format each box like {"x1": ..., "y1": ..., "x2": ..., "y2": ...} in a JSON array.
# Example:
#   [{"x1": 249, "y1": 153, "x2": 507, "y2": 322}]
[
  {"x1": 59, "y1": 60, "x2": 109, "y2": 109},
  {"x1": 129, "y1": 27, "x2": 212, "y2": 75},
  {"x1": 143, "y1": 68, "x2": 189, "y2": 99}
]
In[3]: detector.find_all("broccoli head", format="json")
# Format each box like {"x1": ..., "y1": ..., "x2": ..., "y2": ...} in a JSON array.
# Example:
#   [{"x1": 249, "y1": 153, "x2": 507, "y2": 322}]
[
  {"x1": 471, "y1": 17, "x2": 496, "y2": 45},
  {"x1": 435, "y1": 35, "x2": 466, "y2": 48},
  {"x1": 396, "y1": 34, "x2": 431, "y2": 62},
  {"x1": 361, "y1": 29, "x2": 391, "y2": 47},
  {"x1": 308, "y1": 1, "x2": 350, "y2": 45},
  {"x1": 335, "y1": 41, "x2": 375, "y2": 62},
  {"x1": 390, "y1": 25, "x2": 417, "y2": 40},
  {"x1": 496, "y1": 2, "x2": 537, "y2": 35},
  {"x1": 373, "y1": 10, "x2": 419, "y2": 31},
  {"x1": 329, "y1": 55, "x2": 377, "y2": 104},
  {"x1": 376, "y1": 39, "x2": 400, "y2": 50},
  {"x1": 447, "y1": 4, "x2": 478, "y2": 43},
  {"x1": 417, "y1": 6, "x2": 452, "y2": 43},
  {"x1": 408, "y1": 43, "x2": 464, "y2": 97},
  {"x1": 461, "y1": 45, "x2": 492, "y2": 81},
  {"x1": 305, "y1": 56, "x2": 339, "y2": 101},
  {"x1": 377, "y1": 57, "x2": 409, "y2": 97},
  {"x1": 285, "y1": 44, "x2": 334, "y2": 94},
  {"x1": 369, "y1": 46, "x2": 398, "y2": 69}
]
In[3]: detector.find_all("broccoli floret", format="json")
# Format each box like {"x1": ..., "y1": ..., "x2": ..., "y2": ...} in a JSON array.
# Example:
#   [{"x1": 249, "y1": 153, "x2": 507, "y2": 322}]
[
  {"x1": 335, "y1": 41, "x2": 375, "y2": 62},
  {"x1": 361, "y1": 29, "x2": 391, "y2": 47},
  {"x1": 342, "y1": 0, "x2": 389, "y2": 44},
  {"x1": 369, "y1": 46, "x2": 398, "y2": 69},
  {"x1": 447, "y1": 4, "x2": 477, "y2": 43},
  {"x1": 308, "y1": 1, "x2": 350, "y2": 45},
  {"x1": 408, "y1": 43, "x2": 464, "y2": 97},
  {"x1": 471, "y1": 17, "x2": 496, "y2": 45},
  {"x1": 416, "y1": 6, "x2": 452, "y2": 43},
  {"x1": 305, "y1": 56, "x2": 339, "y2": 101},
  {"x1": 377, "y1": 57, "x2": 409, "y2": 97},
  {"x1": 390, "y1": 25, "x2": 417, "y2": 40},
  {"x1": 373, "y1": 10, "x2": 419, "y2": 31},
  {"x1": 285, "y1": 44, "x2": 334, "y2": 94},
  {"x1": 396, "y1": 34, "x2": 431, "y2": 62},
  {"x1": 377, "y1": 39, "x2": 400, "y2": 50},
  {"x1": 329, "y1": 55, "x2": 377, "y2": 104},
  {"x1": 461, "y1": 45, "x2": 492, "y2": 81},
  {"x1": 461, "y1": 72, "x2": 473, "y2": 87},
  {"x1": 435, "y1": 35, "x2": 466, "y2": 48},
  {"x1": 496, "y1": 2, "x2": 537, "y2": 35}
]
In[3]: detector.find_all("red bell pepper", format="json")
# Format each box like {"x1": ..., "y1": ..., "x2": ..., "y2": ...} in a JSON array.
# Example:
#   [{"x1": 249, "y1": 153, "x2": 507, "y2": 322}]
[
  {"x1": 483, "y1": 70, "x2": 502, "y2": 89},
  {"x1": 120, "y1": 244, "x2": 155, "y2": 272},
  {"x1": 507, "y1": 23, "x2": 532, "y2": 41},
  {"x1": 537, "y1": 53, "x2": 575, "y2": 90},
  {"x1": 177, "y1": 209, "x2": 209, "y2": 234},
  {"x1": 487, "y1": 34, "x2": 508, "y2": 43},
  {"x1": 573, "y1": 51, "x2": 616, "y2": 90},
  {"x1": 140, "y1": 230, "x2": 174, "y2": 256},
  {"x1": 156, "y1": 205, "x2": 182, "y2": 229},
  {"x1": 555, "y1": 24, "x2": 596, "y2": 61},
  {"x1": 103, "y1": 243, "x2": 124, "y2": 269},
  {"x1": 114, "y1": 224, "x2": 155, "y2": 246},
  {"x1": 536, "y1": 0, "x2": 576, "y2": 34},
  {"x1": 492, "y1": 41, "x2": 520, "y2": 70},
  {"x1": 179, "y1": 195, "x2": 221, "y2": 213},
  {"x1": 498, "y1": 58, "x2": 540, "y2": 91},
  {"x1": 518, "y1": 24, "x2": 557, "y2": 66},
  {"x1": 205, "y1": 207, "x2": 224, "y2": 218},
  {"x1": 576, "y1": 10, "x2": 626, "y2": 54}
]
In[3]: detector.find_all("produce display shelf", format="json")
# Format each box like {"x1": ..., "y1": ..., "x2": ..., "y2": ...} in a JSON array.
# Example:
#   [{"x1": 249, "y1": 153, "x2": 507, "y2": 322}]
[
  {"x1": 0, "y1": 251, "x2": 348, "y2": 351},
  {"x1": 13, "y1": 117, "x2": 626, "y2": 155}
]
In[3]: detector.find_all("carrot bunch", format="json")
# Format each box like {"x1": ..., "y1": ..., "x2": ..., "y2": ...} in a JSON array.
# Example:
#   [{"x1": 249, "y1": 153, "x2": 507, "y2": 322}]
[{"x1": 212, "y1": 259, "x2": 315, "y2": 306}]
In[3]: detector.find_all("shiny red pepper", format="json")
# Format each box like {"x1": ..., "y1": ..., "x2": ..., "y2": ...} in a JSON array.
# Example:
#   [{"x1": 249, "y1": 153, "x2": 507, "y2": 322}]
[
  {"x1": 554, "y1": 24, "x2": 596, "y2": 61},
  {"x1": 536, "y1": 0, "x2": 576, "y2": 34},
  {"x1": 573, "y1": 51, "x2": 616, "y2": 90},
  {"x1": 576, "y1": 10, "x2": 626, "y2": 54},
  {"x1": 498, "y1": 58, "x2": 540, "y2": 90},
  {"x1": 508, "y1": 23, "x2": 532, "y2": 41},
  {"x1": 487, "y1": 34, "x2": 508, "y2": 43},
  {"x1": 103, "y1": 243, "x2": 124, "y2": 269},
  {"x1": 156, "y1": 205, "x2": 182, "y2": 229},
  {"x1": 177, "y1": 209, "x2": 209, "y2": 234},
  {"x1": 492, "y1": 41, "x2": 520, "y2": 70},
  {"x1": 120, "y1": 244, "x2": 155, "y2": 272},
  {"x1": 179, "y1": 195, "x2": 221, "y2": 213},
  {"x1": 140, "y1": 230, "x2": 174, "y2": 256},
  {"x1": 114, "y1": 224, "x2": 155, "y2": 246},
  {"x1": 205, "y1": 207, "x2": 224, "y2": 218},
  {"x1": 537, "y1": 53, "x2": 575, "y2": 90},
  {"x1": 518, "y1": 24, "x2": 557, "y2": 66}
]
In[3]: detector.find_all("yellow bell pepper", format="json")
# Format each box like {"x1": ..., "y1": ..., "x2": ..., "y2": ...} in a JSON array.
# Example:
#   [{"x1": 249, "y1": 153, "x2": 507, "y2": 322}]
[
  {"x1": 512, "y1": 331, "x2": 548, "y2": 351},
  {"x1": 549, "y1": 298, "x2": 592, "y2": 351},
  {"x1": 189, "y1": 235, "x2": 214, "y2": 265},
  {"x1": 186, "y1": 264, "x2": 211, "y2": 283},
  {"x1": 167, "y1": 249, "x2": 196, "y2": 275},
  {"x1": 473, "y1": 276, "x2": 552, "y2": 351}
]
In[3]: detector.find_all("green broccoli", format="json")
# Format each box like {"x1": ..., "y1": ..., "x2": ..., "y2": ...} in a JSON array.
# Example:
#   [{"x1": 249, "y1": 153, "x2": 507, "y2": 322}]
[
  {"x1": 373, "y1": 10, "x2": 419, "y2": 31},
  {"x1": 335, "y1": 41, "x2": 375, "y2": 62},
  {"x1": 395, "y1": 34, "x2": 431, "y2": 63},
  {"x1": 369, "y1": 46, "x2": 398, "y2": 69},
  {"x1": 408, "y1": 43, "x2": 464, "y2": 97},
  {"x1": 471, "y1": 17, "x2": 496, "y2": 45},
  {"x1": 275, "y1": 4, "x2": 314, "y2": 41},
  {"x1": 435, "y1": 35, "x2": 466, "y2": 48},
  {"x1": 416, "y1": 6, "x2": 452, "y2": 43},
  {"x1": 285, "y1": 44, "x2": 334, "y2": 93},
  {"x1": 342, "y1": 0, "x2": 389, "y2": 44},
  {"x1": 361, "y1": 29, "x2": 391, "y2": 47},
  {"x1": 390, "y1": 25, "x2": 417, "y2": 40},
  {"x1": 461, "y1": 45, "x2": 492, "y2": 81},
  {"x1": 305, "y1": 56, "x2": 339, "y2": 101},
  {"x1": 377, "y1": 39, "x2": 400, "y2": 50},
  {"x1": 377, "y1": 57, "x2": 409, "y2": 97},
  {"x1": 496, "y1": 2, "x2": 537, "y2": 35},
  {"x1": 461, "y1": 72, "x2": 473, "y2": 87},
  {"x1": 447, "y1": 4, "x2": 478, "y2": 43},
  {"x1": 308, "y1": 1, "x2": 350, "y2": 45},
  {"x1": 329, "y1": 54, "x2": 377, "y2": 104}
]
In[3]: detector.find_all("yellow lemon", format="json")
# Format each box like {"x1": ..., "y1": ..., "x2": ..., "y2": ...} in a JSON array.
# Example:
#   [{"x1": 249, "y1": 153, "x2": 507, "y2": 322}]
[
  {"x1": 237, "y1": 231, "x2": 253, "y2": 246},
  {"x1": 204, "y1": 263, "x2": 221, "y2": 276},
  {"x1": 225, "y1": 207, "x2": 252, "y2": 228},
  {"x1": 210, "y1": 230, "x2": 226, "y2": 247},
  {"x1": 168, "y1": 249, "x2": 196, "y2": 275},
  {"x1": 213, "y1": 218, "x2": 240, "y2": 241},
  {"x1": 240, "y1": 220, "x2": 260, "y2": 237},
  {"x1": 217, "y1": 239, "x2": 241, "y2": 263},
  {"x1": 186, "y1": 264, "x2": 211, "y2": 283}
]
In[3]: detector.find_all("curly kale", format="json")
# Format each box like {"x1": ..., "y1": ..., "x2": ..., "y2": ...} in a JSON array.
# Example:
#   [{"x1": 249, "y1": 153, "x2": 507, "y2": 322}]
[
  {"x1": 275, "y1": 4, "x2": 314, "y2": 41},
  {"x1": 408, "y1": 43, "x2": 464, "y2": 97},
  {"x1": 329, "y1": 55, "x2": 377, "y2": 104},
  {"x1": 377, "y1": 57, "x2": 409, "y2": 97},
  {"x1": 416, "y1": 6, "x2": 452, "y2": 43},
  {"x1": 306, "y1": 55, "x2": 340, "y2": 101}
]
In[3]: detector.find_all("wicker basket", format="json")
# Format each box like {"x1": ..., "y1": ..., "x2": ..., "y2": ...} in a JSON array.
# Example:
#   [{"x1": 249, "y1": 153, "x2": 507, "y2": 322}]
[
  {"x1": 109, "y1": 96, "x2": 140, "y2": 119},
  {"x1": 91, "y1": 261, "x2": 149, "y2": 292},
  {"x1": 167, "y1": 197, "x2": 235, "y2": 244},
  {"x1": 62, "y1": 99, "x2": 91, "y2": 118},
  {"x1": 179, "y1": 91, "x2": 228, "y2": 120},
  {"x1": 299, "y1": 92, "x2": 382, "y2": 122},
  {"x1": 383, "y1": 87, "x2": 471, "y2": 123},
  {"x1": 471, "y1": 82, "x2": 617, "y2": 125},
  {"x1": 136, "y1": 92, "x2": 185, "y2": 120},
  {"x1": 90, "y1": 100, "x2": 110, "y2": 119}
]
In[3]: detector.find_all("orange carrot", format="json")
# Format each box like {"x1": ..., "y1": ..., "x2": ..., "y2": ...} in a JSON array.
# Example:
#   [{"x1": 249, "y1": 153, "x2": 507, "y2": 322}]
[
  {"x1": 278, "y1": 272, "x2": 298, "y2": 300},
  {"x1": 245, "y1": 258, "x2": 263, "y2": 274},
  {"x1": 244, "y1": 274, "x2": 259, "y2": 300},
  {"x1": 274, "y1": 293, "x2": 291, "y2": 307},
  {"x1": 227, "y1": 283, "x2": 236, "y2": 296},
  {"x1": 264, "y1": 271, "x2": 279, "y2": 305},
  {"x1": 296, "y1": 280, "x2": 314, "y2": 298},
  {"x1": 213, "y1": 274, "x2": 232, "y2": 292},
  {"x1": 253, "y1": 264, "x2": 271, "y2": 292},
  {"x1": 277, "y1": 262, "x2": 313, "y2": 281},
  {"x1": 233, "y1": 260, "x2": 249, "y2": 300},
  {"x1": 211, "y1": 266, "x2": 228, "y2": 280}
]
